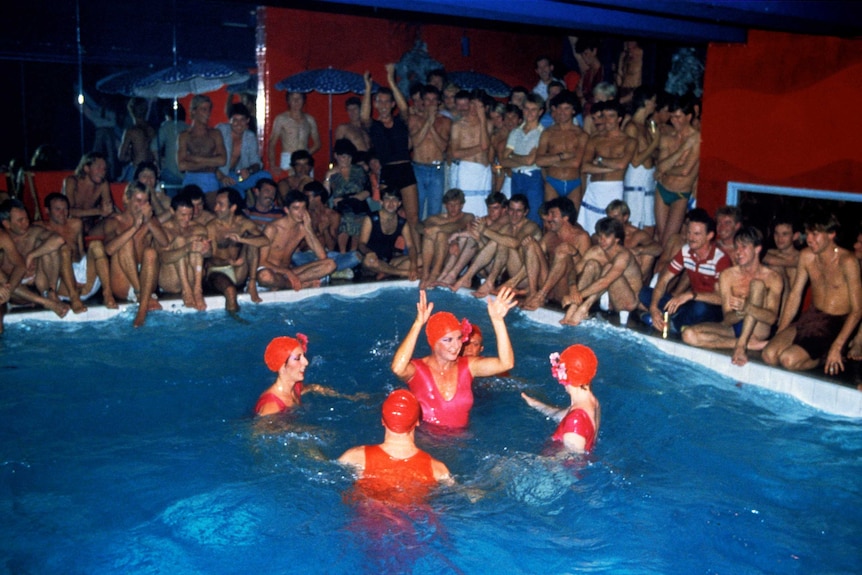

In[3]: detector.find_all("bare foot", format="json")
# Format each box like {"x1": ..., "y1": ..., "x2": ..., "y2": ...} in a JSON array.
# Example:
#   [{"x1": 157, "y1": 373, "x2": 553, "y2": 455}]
[
  {"x1": 47, "y1": 301, "x2": 70, "y2": 318},
  {"x1": 103, "y1": 297, "x2": 119, "y2": 310},
  {"x1": 248, "y1": 282, "x2": 262, "y2": 304},
  {"x1": 521, "y1": 292, "x2": 546, "y2": 311},
  {"x1": 848, "y1": 338, "x2": 862, "y2": 361},
  {"x1": 70, "y1": 299, "x2": 88, "y2": 314},
  {"x1": 560, "y1": 305, "x2": 589, "y2": 326},
  {"x1": 731, "y1": 346, "x2": 748, "y2": 366},
  {"x1": 193, "y1": 290, "x2": 207, "y2": 311},
  {"x1": 133, "y1": 309, "x2": 147, "y2": 328},
  {"x1": 147, "y1": 297, "x2": 162, "y2": 312},
  {"x1": 471, "y1": 282, "x2": 495, "y2": 298},
  {"x1": 182, "y1": 291, "x2": 197, "y2": 309}
]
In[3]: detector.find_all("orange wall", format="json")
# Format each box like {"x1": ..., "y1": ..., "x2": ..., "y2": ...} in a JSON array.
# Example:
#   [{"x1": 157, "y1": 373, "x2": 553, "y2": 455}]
[
  {"x1": 699, "y1": 30, "x2": 862, "y2": 215},
  {"x1": 258, "y1": 7, "x2": 559, "y2": 171}
]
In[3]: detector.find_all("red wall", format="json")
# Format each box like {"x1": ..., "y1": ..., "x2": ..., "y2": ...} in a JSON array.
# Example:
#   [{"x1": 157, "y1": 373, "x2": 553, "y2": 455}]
[
  {"x1": 258, "y1": 7, "x2": 559, "y2": 171},
  {"x1": 699, "y1": 30, "x2": 862, "y2": 215}
]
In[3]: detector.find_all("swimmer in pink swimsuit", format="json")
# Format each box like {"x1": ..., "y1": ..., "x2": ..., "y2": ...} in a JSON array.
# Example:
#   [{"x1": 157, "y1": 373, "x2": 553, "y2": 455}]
[
  {"x1": 255, "y1": 333, "x2": 365, "y2": 416},
  {"x1": 521, "y1": 344, "x2": 601, "y2": 453},
  {"x1": 390, "y1": 288, "x2": 517, "y2": 429}
]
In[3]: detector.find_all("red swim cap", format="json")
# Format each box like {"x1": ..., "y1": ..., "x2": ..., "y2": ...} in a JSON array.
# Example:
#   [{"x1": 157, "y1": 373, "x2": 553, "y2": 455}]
[
  {"x1": 382, "y1": 389, "x2": 421, "y2": 433},
  {"x1": 264, "y1": 334, "x2": 309, "y2": 372},
  {"x1": 550, "y1": 344, "x2": 598, "y2": 386},
  {"x1": 425, "y1": 312, "x2": 471, "y2": 347}
]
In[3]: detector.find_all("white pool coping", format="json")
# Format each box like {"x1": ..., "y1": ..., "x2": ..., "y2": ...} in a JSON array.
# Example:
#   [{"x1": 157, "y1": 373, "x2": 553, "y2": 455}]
[{"x1": 6, "y1": 279, "x2": 862, "y2": 418}]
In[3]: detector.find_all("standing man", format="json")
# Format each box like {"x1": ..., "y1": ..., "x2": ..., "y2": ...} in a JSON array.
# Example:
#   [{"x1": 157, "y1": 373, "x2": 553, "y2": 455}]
[
  {"x1": 578, "y1": 100, "x2": 636, "y2": 236},
  {"x1": 177, "y1": 95, "x2": 227, "y2": 204},
  {"x1": 268, "y1": 91, "x2": 321, "y2": 181},
  {"x1": 641, "y1": 208, "x2": 731, "y2": 336},
  {"x1": 534, "y1": 91, "x2": 588, "y2": 208},
  {"x1": 502, "y1": 94, "x2": 544, "y2": 225},
  {"x1": 532, "y1": 56, "x2": 560, "y2": 101},
  {"x1": 762, "y1": 212, "x2": 862, "y2": 376},
  {"x1": 449, "y1": 91, "x2": 491, "y2": 218},
  {"x1": 334, "y1": 96, "x2": 372, "y2": 153},
  {"x1": 654, "y1": 96, "x2": 700, "y2": 247},
  {"x1": 409, "y1": 85, "x2": 450, "y2": 220},
  {"x1": 103, "y1": 183, "x2": 170, "y2": 327},
  {"x1": 361, "y1": 65, "x2": 421, "y2": 250},
  {"x1": 682, "y1": 227, "x2": 783, "y2": 366},
  {"x1": 622, "y1": 87, "x2": 660, "y2": 233}
]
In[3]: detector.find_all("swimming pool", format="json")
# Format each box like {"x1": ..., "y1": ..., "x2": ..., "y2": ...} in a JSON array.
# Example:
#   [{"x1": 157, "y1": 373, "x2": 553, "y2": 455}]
[{"x1": 2, "y1": 286, "x2": 861, "y2": 574}]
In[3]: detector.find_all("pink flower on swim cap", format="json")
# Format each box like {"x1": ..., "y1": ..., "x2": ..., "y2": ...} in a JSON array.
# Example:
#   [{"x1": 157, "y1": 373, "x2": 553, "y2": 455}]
[
  {"x1": 264, "y1": 333, "x2": 308, "y2": 372},
  {"x1": 382, "y1": 389, "x2": 421, "y2": 433},
  {"x1": 550, "y1": 344, "x2": 598, "y2": 386},
  {"x1": 425, "y1": 312, "x2": 471, "y2": 347}
]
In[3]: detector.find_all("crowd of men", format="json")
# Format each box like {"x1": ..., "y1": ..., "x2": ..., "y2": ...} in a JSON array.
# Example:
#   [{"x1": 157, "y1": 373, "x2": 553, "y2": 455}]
[{"x1": 1, "y1": 55, "x2": 860, "y2": 383}]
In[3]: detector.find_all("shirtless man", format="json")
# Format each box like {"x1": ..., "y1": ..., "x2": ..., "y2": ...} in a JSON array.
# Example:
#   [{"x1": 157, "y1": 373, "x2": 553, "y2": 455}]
[
  {"x1": 268, "y1": 91, "x2": 321, "y2": 181},
  {"x1": 157, "y1": 194, "x2": 210, "y2": 311},
  {"x1": 622, "y1": 87, "x2": 660, "y2": 233},
  {"x1": 534, "y1": 90, "x2": 588, "y2": 208},
  {"x1": 103, "y1": 183, "x2": 170, "y2": 327},
  {"x1": 117, "y1": 97, "x2": 156, "y2": 181},
  {"x1": 39, "y1": 193, "x2": 115, "y2": 311},
  {"x1": 184, "y1": 185, "x2": 215, "y2": 227},
  {"x1": 578, "y1": 100, "x2": 636, "y2": 237},
  {"x1": 714, "y1": 205, "x2": 743, "y2": 255},
  {"x1": 418, "y1": 188, "x2": 474, "y2": 289},
  {"x1": 63, "y1": 151, "x2": 114, "y2": 236},
  {"x1": 761, "y1": 214, "x2": 800, "y2": 314},
  {"x1": 521, "y1": 196, "x2": 591, "y2": 310},
  {"x1": 177, "y1": 95, "x2": 227, "y2": 203},
  {"x1": 655, "y1": 96, "x2": 700, "y2": 247},
  {"x1": 561, "y1": 216, "x2": 642, "y2": 326},
  {"x1": 304, "y1": 181, "x2": 340, "y2": 253},
  {"x1": 762, "y1": 211, "x2": 862, "y2": 375},
  {"x1": 334, "y1": 97, "x2": 371, "y2": 152},
  {"x1": 449, "y1": 91, "x2": 491, "y2": 218},
  {"x1": 615, "y1": 40, "x2": 643, "y2": 105},
  {"x1": 682, "y1": 227, "x2": 783, "y2": 366},
  {"x1": 358, "y1": 188, "x2": 418, "y2": 280},
  {"x1": 244, "y1": 178, "x2": 284, "y2": 231},
  {"x1": 434, "y1": 192, "x2": 508, "y2": 289},
  {"x1": 409, "y1": 85, "x2": 450, "y2": 220},
  {"x1": 276, "y1": 150, "x2": 315, "y2": 203},
  {"x1": 206, "y1": 188, "x2": 267, "y2": 312},
  {"x1": 0, "y1": 199, "x2": 70, "y2": 318},
  {"x1": 489, "y1": 103, "x2": 520, "y2": 194},
  {"x1": 605, "y1": 199, "x2": 662, "y2": 284},
  {"x1": 257, "y1": 189, "x2": 335, "y2": 292}
]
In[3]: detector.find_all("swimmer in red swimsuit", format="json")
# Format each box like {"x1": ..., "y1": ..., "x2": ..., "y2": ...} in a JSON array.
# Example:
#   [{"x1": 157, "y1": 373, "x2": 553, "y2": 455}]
[
  {"x1": 390, "y1": 287, "x2": 517, "y2": 428},
  {"x1": 255, "y1": 334, "x2": 366, "y2": 416},
  {"x1": 338, "y1": 389, "x2": 454, "y2": 504},
  {"x1": 521, "y1": 344, "x2": 601, "y2": 453}
]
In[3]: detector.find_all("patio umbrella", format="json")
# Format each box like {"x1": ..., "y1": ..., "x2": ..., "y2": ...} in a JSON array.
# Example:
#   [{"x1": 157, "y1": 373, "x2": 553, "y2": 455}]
[
  {"x1": 228, "y1": 74, "x2": 258, "y2": 95},
  {"x1": 95, "y1": 66, "x2": 158, "y2": 96},
  {"x1": 132, "y1": 61, "x2": 250, "y2": 99},
  {"x1": 275, "y1": 67, "x2": 379, "y2": 156},
  {"x1": 447, "y1": 71, "x2": 511, "y2": 98}
]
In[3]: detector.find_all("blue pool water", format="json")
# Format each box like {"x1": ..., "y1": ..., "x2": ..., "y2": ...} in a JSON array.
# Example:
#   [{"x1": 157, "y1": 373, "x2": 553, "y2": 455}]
[{"x1": 1, "y1": 287, "x2": 861, "y2": 574}]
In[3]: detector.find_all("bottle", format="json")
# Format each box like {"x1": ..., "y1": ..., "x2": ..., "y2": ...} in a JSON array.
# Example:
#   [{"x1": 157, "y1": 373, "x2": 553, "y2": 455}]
[{"x1": 662, "y1": 311, "x2": 669, "y2": 339}]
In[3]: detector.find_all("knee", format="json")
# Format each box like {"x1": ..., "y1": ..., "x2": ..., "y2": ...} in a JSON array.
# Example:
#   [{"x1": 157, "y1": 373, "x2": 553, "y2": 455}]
[
  {"x1": 681, "y1": 326, "x2": 700, "y2": 346},
  {"x1": 761, "y1": 344, "x2": 779, "y2": 366}
]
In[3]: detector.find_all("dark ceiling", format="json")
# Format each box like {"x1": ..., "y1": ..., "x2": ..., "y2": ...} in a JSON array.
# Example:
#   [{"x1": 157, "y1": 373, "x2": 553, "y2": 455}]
[{"x1": 3, "y1": 1, "x2": 860, "y2": 69}]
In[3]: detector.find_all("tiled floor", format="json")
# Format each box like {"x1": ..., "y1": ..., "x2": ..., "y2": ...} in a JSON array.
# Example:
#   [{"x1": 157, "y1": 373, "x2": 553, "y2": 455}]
[{"x1": 6, "y1": 279, "x2": 862, "y2": 417}]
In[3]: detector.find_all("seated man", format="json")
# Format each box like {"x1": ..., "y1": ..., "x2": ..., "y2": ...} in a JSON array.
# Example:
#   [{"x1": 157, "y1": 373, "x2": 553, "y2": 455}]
[
  {"x1": 0, "y1": 199, "x2": 70, "y2": 319},
  {"x1": 682, "y1": 226, "x2": 784, "y2": 366},
  {"x1": 39, "y1": 193, "x2": 116, "y2": 311},
  {"x1": 103, "y1": 182, "x2": 170, "y2": 327},
  {"x1": 244, "y1": 178, "x2": 284, "y2": 231},
  {"x1": 215, "y1": 102, "x2": 272, "y2": 195},
  {"x1": 763, "y1": 211, "x2": 862, "y2": 376},
  {"x1": 433, "y1": 192, "x2": 508, "y2": 288},
  {"x1": 358, "y1": 188, "x2": 418, "y2": 280},
  {"x1": 257, "y1": 189, "x2": 336, "y2": 292},
  {"x1": 184, "y1": 185, "x2": 215, "y2": 226},
  {"x1": 337, "y1": 389, "x2": 453, "y2": 505},
  {"x1": 418, "y1": 187, "x2": 475, "y2": 289},
  {"x1": 63, "y1": 151, "x2": 114, "y2": 236},
  {"x1": 157, "y1": 193, "x2": 211, "y2": 311},
  {"x1": 291, "y1": 182, "x2": 361, "y2": 279},
  {"x1": 276, "y1": 150, "x2": 314, "y2": 204},
  {"x1": 761, "y1": 214, "x2": 800, "y2": 316},
  {"x1": 205, "y1": 187, "x2": 268, "y2": 312},
  {"x1": 521, "y1": 196, "x2": 591, "y2": 310},
  {"x1": 605, "y1": 199, "x2": 662, "y2": 283},
  {"x1": 561, "y1": 216, "x2": 642, "y2": 326},
  {"x1": 455, "y1": 193, "x2": 543, "y2": 298},
  {"x1": 640, "y1": 208, "x2": 731, "y2": 335}
]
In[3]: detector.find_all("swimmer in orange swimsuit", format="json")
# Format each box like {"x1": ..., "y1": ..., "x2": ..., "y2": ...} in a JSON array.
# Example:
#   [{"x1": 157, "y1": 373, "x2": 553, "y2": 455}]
[
  {"x1": 521, "y1": 344, "x2": 601, "y2": 453},
  {"x1": 337, "y1": 389, "x2": 454, "y2": 505},
  {"x1": 255, "y1": 334, "x2": 366, "y2": 416}
]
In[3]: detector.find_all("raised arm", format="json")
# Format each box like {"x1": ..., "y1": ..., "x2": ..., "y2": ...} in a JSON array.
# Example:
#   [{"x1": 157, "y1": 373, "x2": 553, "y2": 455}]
[
  {"x1": 390, "y1": 289, "x2": 434, "y2": 381},
  {"x1": 468, "y1": 286, "x2": 517, "y2": 377},
  {"x1": 385, "y1": 63, "x2": 409, "y2": 118}
]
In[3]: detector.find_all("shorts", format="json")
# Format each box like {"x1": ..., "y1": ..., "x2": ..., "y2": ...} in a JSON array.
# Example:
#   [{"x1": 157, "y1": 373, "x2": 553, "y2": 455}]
[
  {"x1": 792, "y1": 307, "x2": 848, "y2": 360},
  {"x1": 380, "y1": 162, "x2": 417, "y2": 191},
  {"x1": 59, "y1": 256, "x2": 100, "y2": 301},
  {"x1": 656, "y1": 182, "x2": 692, "y2": 207}
]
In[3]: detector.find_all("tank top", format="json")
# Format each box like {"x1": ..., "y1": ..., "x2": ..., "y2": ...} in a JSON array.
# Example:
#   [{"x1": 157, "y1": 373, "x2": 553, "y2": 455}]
[
  {"x1": 367, "y1": 212, "x2": 406, "y2": 262},
  {"x1": 355, "y1": 444, "x2": 436, "y2": 505},
  {"x1": 254, "y1": 383, "x2": 303, "y2": 414},
  {"x1": 551, "y1": 407, "x2": 596, "y2": 452},
  {"x1": 407, "y1": 357, "x2": 473, "y2": 428}
]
